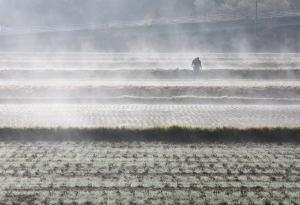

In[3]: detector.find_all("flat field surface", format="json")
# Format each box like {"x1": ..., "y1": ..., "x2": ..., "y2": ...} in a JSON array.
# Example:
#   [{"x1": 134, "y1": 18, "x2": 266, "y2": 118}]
[
  {"x1": 1, "y1": 52, "x2": 300, "y2": 70},
  {"x1": 2, "y1": 79, "x2": 300, "y2": 87},
  {"x1": 0, "y1": 104, "x2": 299, "y2": 128},
  {"x1": 0, "y1": 142, "x2": 299, "y2": 204}
]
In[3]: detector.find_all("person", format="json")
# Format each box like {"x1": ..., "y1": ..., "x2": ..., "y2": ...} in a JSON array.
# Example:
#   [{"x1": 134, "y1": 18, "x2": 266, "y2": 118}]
[{"x1": 192, "y1": 57, "x2": 202, "y2": 74}]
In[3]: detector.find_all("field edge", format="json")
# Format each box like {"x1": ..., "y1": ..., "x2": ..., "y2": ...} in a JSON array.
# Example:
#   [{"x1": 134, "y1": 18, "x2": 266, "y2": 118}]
[{"x1": 0, "y1": 126, "x2": 299, "y2": 142}]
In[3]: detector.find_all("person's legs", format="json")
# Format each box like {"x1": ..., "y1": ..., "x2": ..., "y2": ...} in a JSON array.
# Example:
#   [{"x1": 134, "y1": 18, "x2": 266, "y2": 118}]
[{"x1": 193, "y1": 65, "x2": 200, "y2": 74}]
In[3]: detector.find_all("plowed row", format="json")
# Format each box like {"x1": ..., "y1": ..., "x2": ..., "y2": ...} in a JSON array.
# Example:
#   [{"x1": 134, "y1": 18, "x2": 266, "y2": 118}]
[
  {"x1": 0, "y1": 142, "x2": 299, "y2": 204},
  {"x1": 0, "y1": 104, "x2": 299, "y2": 128}
]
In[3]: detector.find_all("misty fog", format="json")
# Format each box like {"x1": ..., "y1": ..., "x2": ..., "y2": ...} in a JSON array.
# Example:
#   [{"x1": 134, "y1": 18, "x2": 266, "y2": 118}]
[
  {"x1": 0, "y1": 0, "x2": 299, "y2": 126},
  {"x1": 0, "y1": 2, "x2": 299, "y2": 204},
  {"x1": 0, "y1": 0, "x2": 299, "y2": 26}
]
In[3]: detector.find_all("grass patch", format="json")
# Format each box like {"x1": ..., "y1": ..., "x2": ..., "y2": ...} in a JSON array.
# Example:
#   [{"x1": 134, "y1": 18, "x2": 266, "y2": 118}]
[{"x1": 0, "y1": 126, "x2": 299, "y2": 143}]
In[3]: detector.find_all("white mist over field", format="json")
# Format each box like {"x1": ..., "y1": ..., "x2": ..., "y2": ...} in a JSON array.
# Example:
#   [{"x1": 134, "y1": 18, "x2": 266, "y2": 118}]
[
  {"x1": 0, "y1": 1, "x2": 300, "y2": 204},
  {"x1": 0, "y1": 52, "x2": 299, "y2": 128}
]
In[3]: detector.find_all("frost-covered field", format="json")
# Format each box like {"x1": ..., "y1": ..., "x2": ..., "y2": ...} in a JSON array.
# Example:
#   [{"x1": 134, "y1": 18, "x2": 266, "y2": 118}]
[
  {"x1": 0, "y1": 104, "x2": 299, "y2": 128},
  {"x1": 0, "y1": 142, "x2": 299, "y2": 204},
  {"x1": 0, "y1": 53, "x2": 299, "y2": 128},
  {"x1": 0, "y1": 52, "x2": 300, "y2": 70},
  {"x1": 0, "y1": 53, "x2": 299, "y2": 204}
]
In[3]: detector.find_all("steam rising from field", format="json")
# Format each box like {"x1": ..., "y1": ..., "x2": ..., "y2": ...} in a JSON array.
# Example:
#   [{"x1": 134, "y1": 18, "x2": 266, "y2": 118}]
[
  {"x1": 0, "y1": 52, "x2": 299, "y2": 128},
  {"x1": 1, "y1": 2, "x2": 300, "y2": 204}
]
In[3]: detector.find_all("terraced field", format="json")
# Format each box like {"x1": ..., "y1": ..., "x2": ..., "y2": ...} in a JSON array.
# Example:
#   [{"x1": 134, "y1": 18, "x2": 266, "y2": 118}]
[
  {"x1": 0, "y1": 53, "x2": 299, "y2": 204},
  {"x1": 0, "y1": 142, "x2": 299, "y2": 204}
]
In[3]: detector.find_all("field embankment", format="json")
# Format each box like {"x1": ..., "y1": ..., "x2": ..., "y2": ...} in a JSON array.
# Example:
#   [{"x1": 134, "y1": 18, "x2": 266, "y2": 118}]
[
  {"x1": 1, "y1": 69, "x2": 300, "y2": 80},
  {"x1": 0, "y1": 127, "x2": 299, "y2": 142}
]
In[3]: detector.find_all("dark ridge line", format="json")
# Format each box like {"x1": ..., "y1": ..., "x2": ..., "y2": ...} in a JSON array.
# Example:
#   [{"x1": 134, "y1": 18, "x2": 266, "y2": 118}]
[
  {"x1": 2, "y1": 172, "x2": 298, "y2": 180},
  {"x1": 1, "y1": 159, "x2": 296, "y2": 165},
  {"x1": 7, "y1": 186, "x2": 300, "y2": 193},
  {"x1": 0, "y1": 127, "x2": 299, "y2": 142},
  {"x1": 2, "y1": 156, "x2": 296, "y2": 161},
  {"x1": 2, "y1": 158, "x2": 296, "y2": 164},
  {"x1": 2, "y1": 160, "x2": 296, "y2": 164},
  {"x1": 1, "y1": 69, "x2": 300, "y2": 80},
  {"x1": 0, "y1": 97, "x2": 299, "y2": 105},
  {"x1": 2, "y1": 87, "x2": 300, "y2": 100}
]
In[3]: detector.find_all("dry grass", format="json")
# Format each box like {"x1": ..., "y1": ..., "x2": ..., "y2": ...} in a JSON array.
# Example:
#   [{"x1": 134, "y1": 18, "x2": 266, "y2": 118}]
[
  {"x1": 0, "y1": 126, "x2": 299, "y2": 142},
  {"x1": 1, "y1": 69, "x2": 300, "y2": 80}
]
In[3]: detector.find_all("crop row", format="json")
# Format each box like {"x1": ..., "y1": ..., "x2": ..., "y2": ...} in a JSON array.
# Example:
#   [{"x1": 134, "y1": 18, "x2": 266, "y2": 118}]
[
  {"x1": 1, "y1": 189, "x2": 299, "y2": 205},
  {"x1": 0, "y1": 142, "x2": 299, "y2": 203},
  {"x1": 0, "y1": 84, "x2": 299, "y2": 99},
  {"x1": 0, "y1": 104, "x2": 299, "y2": 128}
]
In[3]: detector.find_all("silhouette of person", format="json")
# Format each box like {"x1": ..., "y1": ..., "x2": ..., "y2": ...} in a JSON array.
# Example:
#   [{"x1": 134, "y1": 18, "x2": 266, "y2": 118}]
[{"x1": 192, "y1": 57, "x2": 202, "y2": 74}]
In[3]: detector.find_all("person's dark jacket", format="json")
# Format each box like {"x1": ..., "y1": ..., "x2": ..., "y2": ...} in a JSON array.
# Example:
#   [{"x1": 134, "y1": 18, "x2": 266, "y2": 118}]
[{"x1": 192, "y1": 57, "x2": 201, "y2": 67}]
